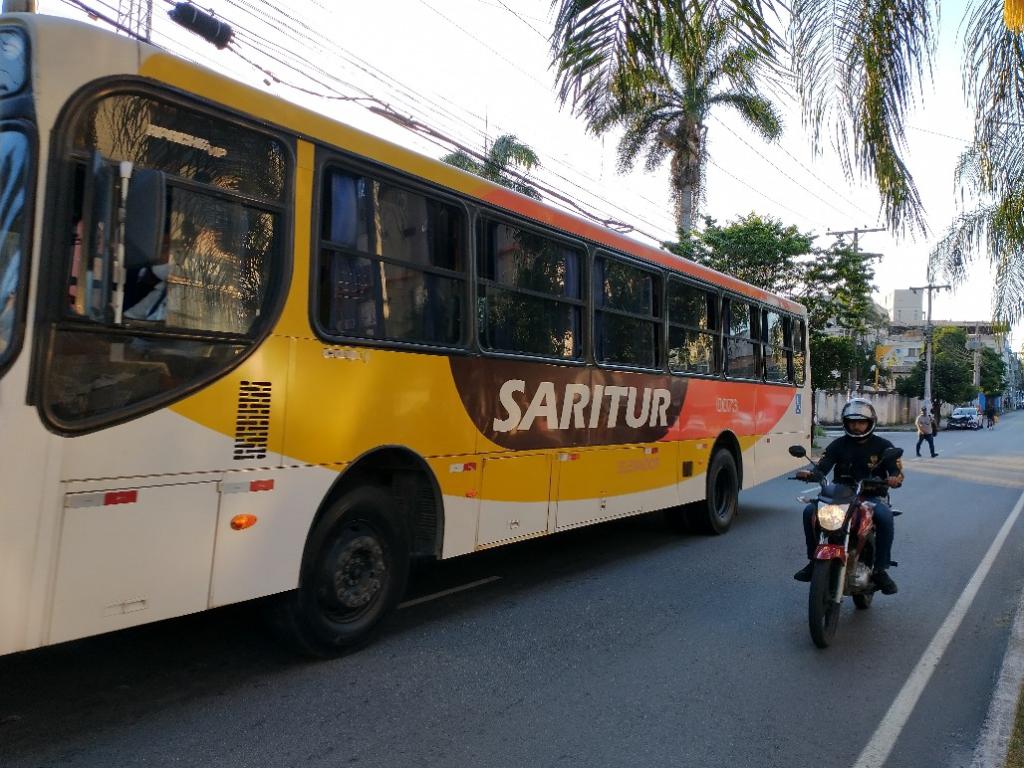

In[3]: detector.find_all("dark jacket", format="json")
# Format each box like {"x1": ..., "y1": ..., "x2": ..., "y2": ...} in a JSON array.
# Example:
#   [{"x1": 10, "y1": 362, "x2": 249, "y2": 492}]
[{"x1": 817, "y1": 433, "x2": 904, "y2": 487}]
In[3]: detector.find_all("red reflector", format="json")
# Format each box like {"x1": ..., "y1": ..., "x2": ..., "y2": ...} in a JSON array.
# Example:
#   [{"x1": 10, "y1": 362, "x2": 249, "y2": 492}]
[
  {"x1": 104, "y1": 490, "x2": 138, "y2": 506},
  {"x1": 231, "y1": 514, "x2": 258, "y2": 530},
  {"x1": 249, "y1": 479, "x2": 274, "y2": 492},
  {"x1": 463, "y1": 462, "x2": 477, "y2": 472}
]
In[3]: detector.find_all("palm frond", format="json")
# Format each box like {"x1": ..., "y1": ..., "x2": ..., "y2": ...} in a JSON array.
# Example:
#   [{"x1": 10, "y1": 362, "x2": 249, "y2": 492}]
[
  {"x1": 709, "y1": 91, "x2": 782, "y2": 140},
  {"x1": 789, "y1": 0, "x2": 936, "y2": 235},
  {"x1": 963, "y1": 0, "x2": 1024, "y2": 148},
  {"x1": 930, "y1": 189, "x2": 1024, "y2": 322},
  {"x1": 440, "y1": 150, "x2": 484, "y2": 176},
  {"x1": 550, "y1": 1, "x2": 781, "y2": 117}
]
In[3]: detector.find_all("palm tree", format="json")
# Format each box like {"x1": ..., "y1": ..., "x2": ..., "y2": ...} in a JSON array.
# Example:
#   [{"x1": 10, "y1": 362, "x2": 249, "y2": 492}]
[
  {"x1": 441, "y1": 134, "x2": 542, "y2": 199},
  {"x1": 551, "y1": 1, "x2": 937, "y2": 235},
  {"x1": 551, "y1": 3, "x2": 781, "y2": 233}
]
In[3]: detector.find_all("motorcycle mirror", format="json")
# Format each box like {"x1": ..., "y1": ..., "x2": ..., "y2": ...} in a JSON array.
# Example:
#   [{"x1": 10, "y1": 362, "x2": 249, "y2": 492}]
[
  {"x1": 882, "y1": 447, "x2": 904, "y2": 461},
  {"x1": 788, "y1": 445, "x2": 807, "y2": 458}
]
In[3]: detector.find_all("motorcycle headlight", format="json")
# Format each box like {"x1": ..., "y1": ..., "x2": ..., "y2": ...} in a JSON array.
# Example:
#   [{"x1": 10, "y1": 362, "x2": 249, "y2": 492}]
[{"x1": 816, "y1": 504, "x2": 847, "y2": 531}]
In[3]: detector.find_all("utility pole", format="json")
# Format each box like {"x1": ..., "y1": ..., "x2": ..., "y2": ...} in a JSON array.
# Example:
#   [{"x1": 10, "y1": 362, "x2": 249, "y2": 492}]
[
  {"x1": 909, "y1": 282, "x2": 951, "y2": 415},
  {"x1": 826, "y1": 226, "x2": 886, "y2": 393},
  {"x1": 826, "y1": 226, "x2": 887, "y2": 257}
]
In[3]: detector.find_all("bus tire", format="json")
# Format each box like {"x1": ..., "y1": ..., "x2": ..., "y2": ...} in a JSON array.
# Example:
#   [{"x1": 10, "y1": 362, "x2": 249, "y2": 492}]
[
  {"x1": 271, "y1": 486, "x2": 410, "y2": 658},
  {"x1": 689, "y1": 448, "x2": 739, "y2": 535}
]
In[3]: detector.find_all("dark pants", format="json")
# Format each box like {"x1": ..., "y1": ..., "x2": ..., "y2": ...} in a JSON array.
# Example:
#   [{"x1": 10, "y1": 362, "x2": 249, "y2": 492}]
[
  {"x1": 803, "y1": 498, "x2": 895, "y2": 570},
  {"x1": 916, "y1": 433, "x2": 936, "y2": 456}
]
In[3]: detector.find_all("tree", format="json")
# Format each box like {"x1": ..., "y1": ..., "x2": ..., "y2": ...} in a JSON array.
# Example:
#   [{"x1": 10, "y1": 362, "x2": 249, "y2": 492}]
[
  {"x1": 810, "y1": 334, "x2": 860, "y2": 393},
  {"x1": 550, "y1": 3, "x2": 782, "y2": 232},
  {"x1": 979, "y1": 347, "x2": 1007, "y2": 399},
  {"x1": 441, "y1": 134, "x2": 541, "y2": 199},
  {"x1": 895, "y1": 327, "x2": 977, "y2": 412},
  {"x1": 550, "y1": 1, "x2": 935, "y2": 234},
  {"x1": 666, "y1": 213, "x2": 812, "y2": 294},
  {"x1": 797, "y1": 239, "x2": 878, "y2": 337}
]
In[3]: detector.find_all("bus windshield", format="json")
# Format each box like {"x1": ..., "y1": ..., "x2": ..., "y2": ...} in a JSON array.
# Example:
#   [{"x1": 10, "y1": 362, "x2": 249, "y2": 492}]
[{"x1": 0, "y1": 129, "x2": 29, "y2": 370}]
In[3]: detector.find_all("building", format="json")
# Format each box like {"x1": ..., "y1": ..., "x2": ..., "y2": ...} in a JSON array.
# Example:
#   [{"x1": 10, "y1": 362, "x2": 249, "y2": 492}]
[{"x1": 884, "y1": 288, "x2": 925, "y2": 324}]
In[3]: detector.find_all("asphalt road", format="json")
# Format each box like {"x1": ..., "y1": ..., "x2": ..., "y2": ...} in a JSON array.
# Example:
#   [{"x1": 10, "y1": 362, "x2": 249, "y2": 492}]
[{"x1": 3, "y1": 415, "x2": 1024, "y2": 768}]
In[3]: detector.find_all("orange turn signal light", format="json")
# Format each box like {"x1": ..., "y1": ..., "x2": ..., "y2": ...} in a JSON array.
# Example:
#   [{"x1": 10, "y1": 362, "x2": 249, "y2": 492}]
[{"x1": 230, "y1": 514, "x2": 258, "y2": 531}]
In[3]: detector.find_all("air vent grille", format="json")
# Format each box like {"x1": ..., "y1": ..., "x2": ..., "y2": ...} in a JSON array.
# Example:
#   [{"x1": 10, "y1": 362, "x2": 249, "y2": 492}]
[{"x1": 234, "y1": 381, "x2": 272, "y2": 460}]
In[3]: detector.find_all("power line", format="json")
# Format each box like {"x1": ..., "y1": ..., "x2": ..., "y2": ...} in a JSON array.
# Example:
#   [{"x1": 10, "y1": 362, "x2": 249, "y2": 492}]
[
  {"x1": 710, "y1": 115, "x2": 859, "y2": 220},
  {"x1": 707, "y1": 157, "x2": 827, "y2": 228}
]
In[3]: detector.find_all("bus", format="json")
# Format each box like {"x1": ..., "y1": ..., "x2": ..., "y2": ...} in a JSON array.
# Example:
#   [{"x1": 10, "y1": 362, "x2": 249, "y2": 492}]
[{"x1": 0, "y1": 10, "x2": 811, "y2": 657}]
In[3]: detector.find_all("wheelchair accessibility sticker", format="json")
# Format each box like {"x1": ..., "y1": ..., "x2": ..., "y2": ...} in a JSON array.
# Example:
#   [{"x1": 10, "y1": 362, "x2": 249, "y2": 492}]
[{"x1": 794, "y1": 393, "x2": 802, "y2": 414}]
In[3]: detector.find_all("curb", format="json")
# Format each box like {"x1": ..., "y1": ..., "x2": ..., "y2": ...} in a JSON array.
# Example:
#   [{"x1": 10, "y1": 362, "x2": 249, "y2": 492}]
[{"x1": 972, "y1": 580, "x2": 1024, "y2": 767}]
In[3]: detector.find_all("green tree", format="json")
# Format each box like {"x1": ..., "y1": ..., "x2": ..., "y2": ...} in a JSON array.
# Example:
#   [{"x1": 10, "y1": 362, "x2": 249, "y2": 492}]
[
  {"x1": 667, "y1": 213, "x2": 812, "y2": 294},
  {"x1": 810, "y1": 334, "x2": 860, "y2": 393},
  {"x1": 798, "y1": 240, "x2": 878, "y2": 337},
  {"x1": 979, "y1": 347, "x2": 1007, "y2": 399},
  {"x1": 441, "y1": 134, "x2": 541, "y2": 199},
  {"x1": 551, "y1": 3, "x2": 782, "y2": 232},
  {"x1": 895, "y1": 327, "x2": 977, "y2": 412}
]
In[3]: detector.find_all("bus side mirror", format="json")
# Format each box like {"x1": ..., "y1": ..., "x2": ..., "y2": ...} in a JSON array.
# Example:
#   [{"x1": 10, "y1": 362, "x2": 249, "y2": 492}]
[
  {"x1": 124, "y1": 169, "x2": 166, "y2": 269},
  {"x1": 788, "y1": 445, "x2": 806, "y2": 458}
]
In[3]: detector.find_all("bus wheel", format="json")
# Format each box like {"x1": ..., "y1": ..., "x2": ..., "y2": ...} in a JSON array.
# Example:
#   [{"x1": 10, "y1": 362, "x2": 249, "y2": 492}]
[
  {"x1": 272, "y1": 486, "x2": 410, "y2": 658},
  {"x1": 689, "y1": 449, "x2": 739, "y2": 535}
]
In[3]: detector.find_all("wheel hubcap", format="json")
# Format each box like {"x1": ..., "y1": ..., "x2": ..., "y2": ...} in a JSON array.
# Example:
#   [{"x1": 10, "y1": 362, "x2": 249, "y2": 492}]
[{"x1": 332, "y1": 534, "x2": 386, "y2": 610}]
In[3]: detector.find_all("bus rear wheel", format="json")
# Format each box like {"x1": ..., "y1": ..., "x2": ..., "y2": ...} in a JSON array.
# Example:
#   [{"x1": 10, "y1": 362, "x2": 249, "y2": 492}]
[
  {"x1": 272, "y1": 486, "x2": 410, "y2": 658},
  {"x1": 687, "y1": 448, "x2": 739, "y2": 535}
]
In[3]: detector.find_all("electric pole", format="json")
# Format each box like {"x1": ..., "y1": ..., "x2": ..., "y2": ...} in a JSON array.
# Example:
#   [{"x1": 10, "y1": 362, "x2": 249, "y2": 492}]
[
  {"x1": 909, "y1": 282, "x2": 951, "y2": 415},
  {"x1": 826, "y1": 226, "x2": 886, "y2": 393},
  {"x1": 826, "y1": 226, "x2": 887, "y2": 257}
]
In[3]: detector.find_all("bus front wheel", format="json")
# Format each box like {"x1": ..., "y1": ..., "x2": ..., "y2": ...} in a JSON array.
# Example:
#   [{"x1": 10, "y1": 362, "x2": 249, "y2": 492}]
[{"x1": 272, "y1": 486, "x2": 410, "y2": 658}]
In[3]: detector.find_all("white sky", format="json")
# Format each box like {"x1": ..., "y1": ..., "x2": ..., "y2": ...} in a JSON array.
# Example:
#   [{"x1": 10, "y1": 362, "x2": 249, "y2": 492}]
[{"x1": 44, "y1": 0, "x2": 1020, "y2": 347}]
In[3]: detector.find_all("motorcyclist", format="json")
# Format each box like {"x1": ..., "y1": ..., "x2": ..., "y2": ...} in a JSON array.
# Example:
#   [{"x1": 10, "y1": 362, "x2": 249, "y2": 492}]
[{"x1": 793, "y1": 398, "x2": 903, "y2": 595}]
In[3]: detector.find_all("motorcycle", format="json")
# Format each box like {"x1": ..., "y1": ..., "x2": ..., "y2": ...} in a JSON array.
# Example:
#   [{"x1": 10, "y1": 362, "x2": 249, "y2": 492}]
[{"x1": 788, "y1": 444, "x2": 903, "y2": 648}]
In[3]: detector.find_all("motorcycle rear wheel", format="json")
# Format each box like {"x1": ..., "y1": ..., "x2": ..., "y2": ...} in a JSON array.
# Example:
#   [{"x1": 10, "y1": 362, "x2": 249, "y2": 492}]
[{"x1": 809, "y1": 560, "x2": 841, "y2": 648}]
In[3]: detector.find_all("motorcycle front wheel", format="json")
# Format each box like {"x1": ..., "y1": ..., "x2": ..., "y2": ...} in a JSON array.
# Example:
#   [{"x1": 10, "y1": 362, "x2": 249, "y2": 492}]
[{"x1": 809, "y1": 560, "x2": 842, "y2": 648}]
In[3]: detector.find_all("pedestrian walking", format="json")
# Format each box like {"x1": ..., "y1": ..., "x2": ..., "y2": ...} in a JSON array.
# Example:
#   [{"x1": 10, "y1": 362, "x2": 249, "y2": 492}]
[
  {"x1": 985, "y1": 404, "x2": 996, "y2": 428},
  {"x1": 916, "y1": 407, "x2": 938, "y2": 458}
]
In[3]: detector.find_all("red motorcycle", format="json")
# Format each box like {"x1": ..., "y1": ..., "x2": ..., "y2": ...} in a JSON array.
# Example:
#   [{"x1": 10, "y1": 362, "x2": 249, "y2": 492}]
[{"x1": 788, "y1": 445, "x2": 903, "y2": 648}]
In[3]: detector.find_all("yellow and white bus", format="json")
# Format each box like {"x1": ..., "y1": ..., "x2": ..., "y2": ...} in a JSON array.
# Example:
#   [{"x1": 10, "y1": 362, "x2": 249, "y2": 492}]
[{"x1": 0, "y1": 10, "x2": 811, "y2": 657}]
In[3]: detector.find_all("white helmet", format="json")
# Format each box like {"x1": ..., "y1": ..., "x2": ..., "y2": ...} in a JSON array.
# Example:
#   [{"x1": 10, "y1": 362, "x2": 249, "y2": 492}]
[{"x1": 841, "y1": 398, "x2": 877, "y2": 439}]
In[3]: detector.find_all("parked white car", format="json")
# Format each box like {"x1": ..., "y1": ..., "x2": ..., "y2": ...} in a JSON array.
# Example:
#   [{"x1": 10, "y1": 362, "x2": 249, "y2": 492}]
[{"x1": 947, "y1": 406, "x2": 983, "y2": 430}]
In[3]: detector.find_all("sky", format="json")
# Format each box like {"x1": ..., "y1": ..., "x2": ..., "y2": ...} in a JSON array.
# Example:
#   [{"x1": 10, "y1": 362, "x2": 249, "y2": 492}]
[{"x1": 44, "y1": 0, "x2": 1020, "y2": 348}]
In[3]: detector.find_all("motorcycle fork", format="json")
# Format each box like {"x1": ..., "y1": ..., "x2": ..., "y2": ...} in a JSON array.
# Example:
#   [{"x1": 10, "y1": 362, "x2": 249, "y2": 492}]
[{"x1": 818, "y1": 529, "x2": 851, "y2": 605}]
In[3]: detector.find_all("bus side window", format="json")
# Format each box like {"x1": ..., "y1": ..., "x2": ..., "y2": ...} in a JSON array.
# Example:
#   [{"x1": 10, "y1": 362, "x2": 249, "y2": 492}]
[
  {"x1": 477, "y1": 220, "x2": 583, "y2": 360},
  {"x1": 318, "y1": 169, "x2": 467, "y2": 347},
  {"x1": 667, "y1": 279, "x2": 717, "y2": 375},
  {"x1": 763, "y1": 310, "x2": 788, "y2": 383},
  {"x1": 724, "y1": 299, "x2": 758, "y2": 379},
  {"x1": 791, "y1": 318, "x2": 807, "y2": 385},
  {"x1": 593, "y1": 254, "x2": 660, "y2": 369}
]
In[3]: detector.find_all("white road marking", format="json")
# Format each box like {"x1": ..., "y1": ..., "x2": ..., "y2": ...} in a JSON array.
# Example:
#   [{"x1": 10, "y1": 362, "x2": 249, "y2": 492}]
[
  {"x1": 852, "y1": 487, "x2": 1024, "y2": 768},
  {"x1": 398, "y1": 576, "x2": 502, "y2": 609}
]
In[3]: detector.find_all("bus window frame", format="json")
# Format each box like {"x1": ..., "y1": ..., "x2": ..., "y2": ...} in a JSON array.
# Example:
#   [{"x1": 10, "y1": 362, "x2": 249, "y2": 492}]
[
  {"x1": 32, "y1": 79, "x2": 295, "y2": 435},
  {"x1": 0, "y1": 119, "x2": 37, "y2": 382},
  {"x1": 310, "y1": 152, "x2": 475, "y2": 355},
  {"x1": 475, "y1": 210, "x2": 589, "y2": 365},
  {"x1": 665, "y1": 274, "x2": 722, "y2": 379},
  {"x1": 592, "y1": 248, "x2": 664, "y2": 373},
  {"x1": 761, "y1": 307, "x2": 793, "y2": 386},
  {"x1": 721, "y1": 294, "x2": 765, "y2": 382}
]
